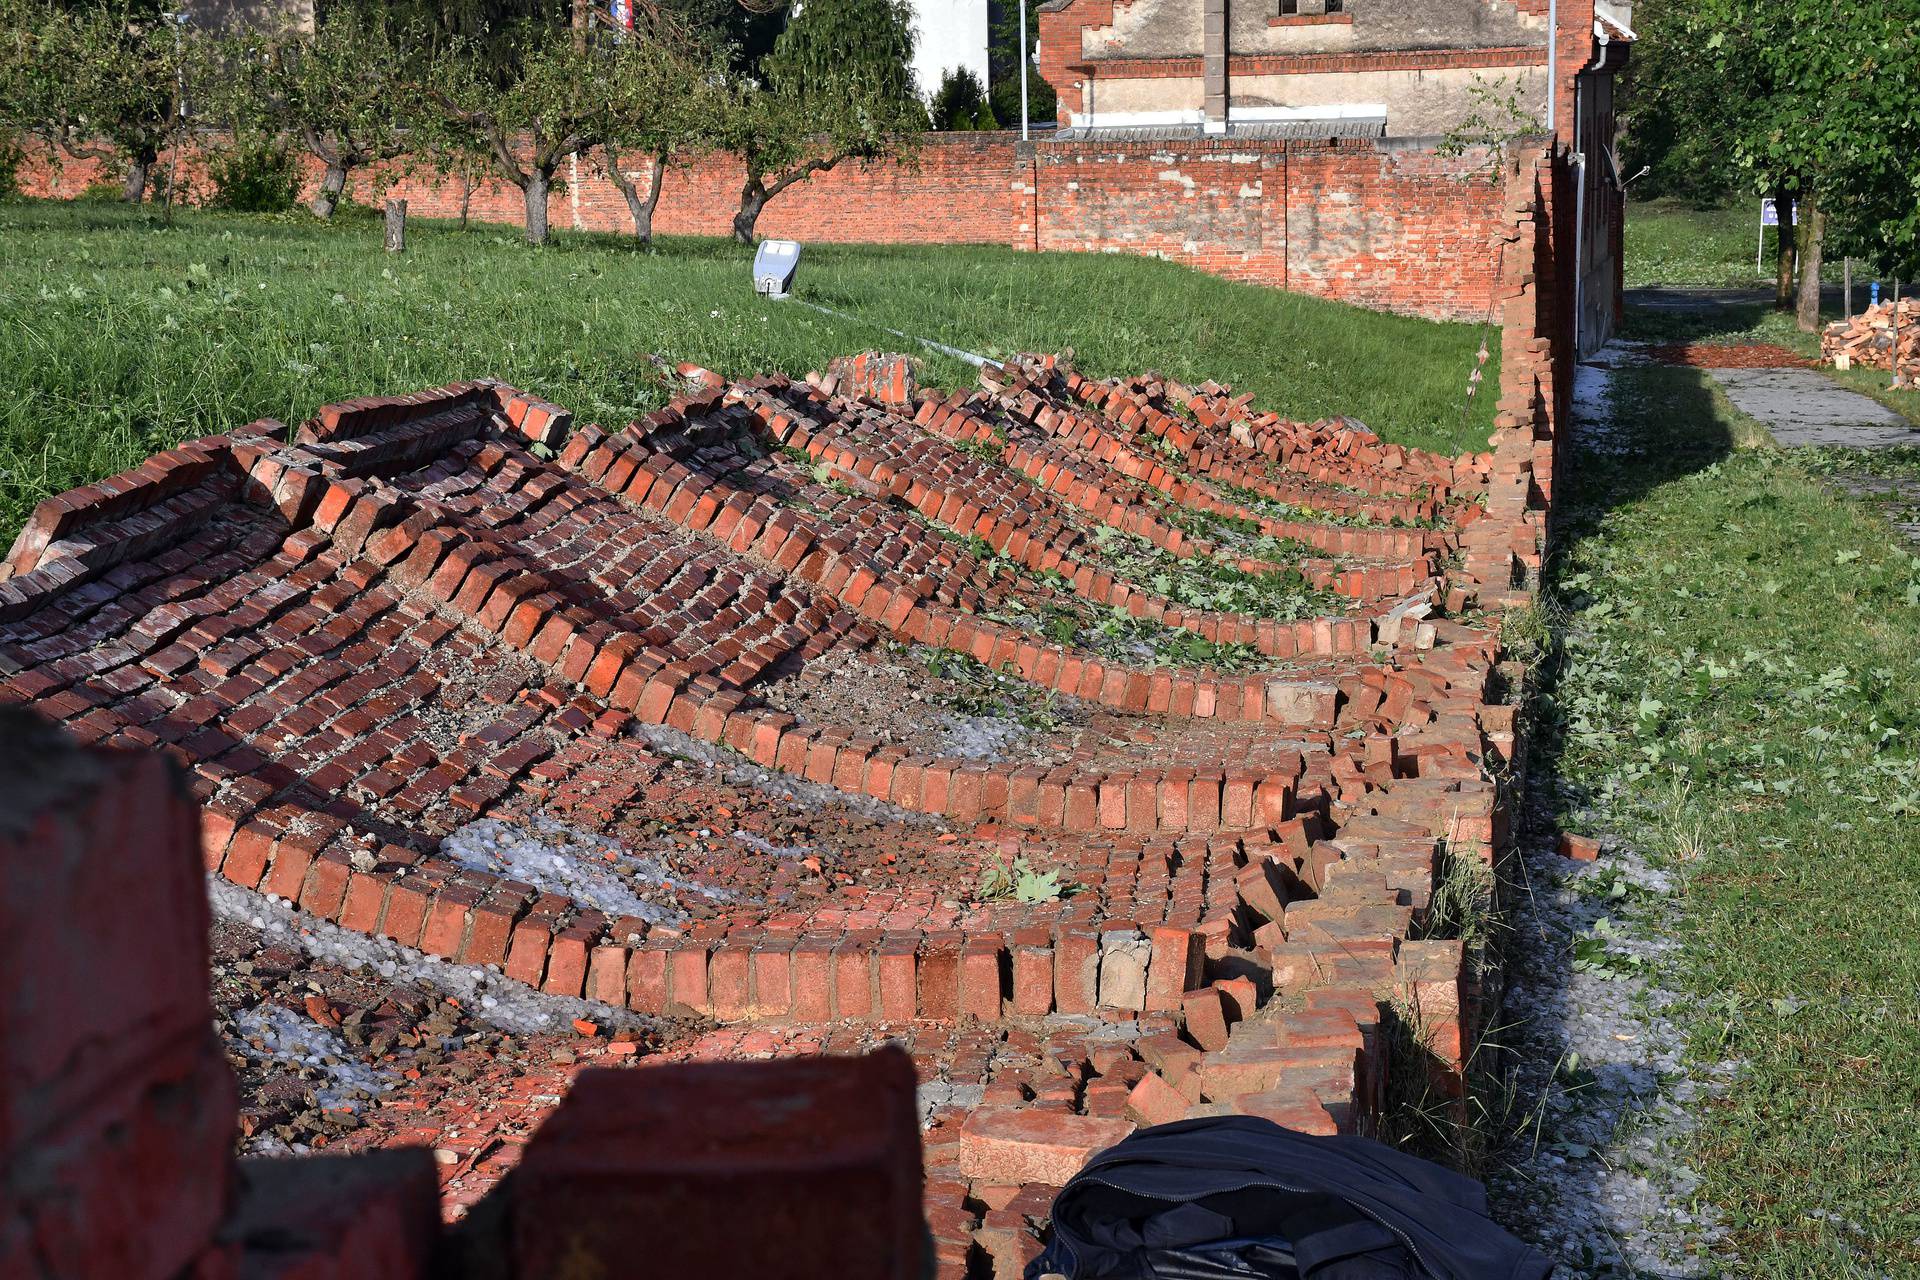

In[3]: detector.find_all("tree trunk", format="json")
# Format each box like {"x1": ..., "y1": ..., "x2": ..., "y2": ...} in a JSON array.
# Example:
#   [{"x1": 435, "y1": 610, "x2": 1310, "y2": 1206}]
[
  {"x1": 606, "y1": 148, "x2": 667, "y2": 247},
  {"x1": 637, "y1": 152, "x2": 666, "y2": 244},
  {"x1": 732, "y1": 177, "x2": 767, "y2": 245},
  {"x1": 1795, "y1": 198, "x2": 1824, "y2": 333},
  {"x1": 122, "y1": 155, "x2": 149, "y2": 204},
  {"x1": 311, "y1": 163, "x2": 348, "y2": 218},
  {"x1": 458, "y1": 169, "x2": 473, "y2": 231},
  {"x1": 384, "y1": 198, "x2": 406, "y2": 253},
  {"x1": 1773, "y1": 185, "x2": 1797, "y2": 311},
  {"x1": 524, "y1": 169, "x2": 551, "y2": 246}
]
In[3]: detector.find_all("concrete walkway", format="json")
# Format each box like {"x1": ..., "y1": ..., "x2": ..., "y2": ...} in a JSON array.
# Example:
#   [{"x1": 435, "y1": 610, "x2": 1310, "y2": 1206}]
[{"x1": 1703, "y1": 366, "x2": 1914, "y2": 448}]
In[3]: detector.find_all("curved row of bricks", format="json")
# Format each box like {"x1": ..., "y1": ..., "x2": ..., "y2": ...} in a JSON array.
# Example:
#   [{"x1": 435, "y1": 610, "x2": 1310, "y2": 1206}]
[
  {"x1": 0, "y1": 371, "x2": 1508, "y2": 1049},
  {"x1": 742, "y1": 377, "x2": 1443, "y2": 618},
  {"x1": 964, "y1": 372, "x2": 1450, "y2": 556},
  {"x1": 549, "y1": 397, "x2": 1375, "y2": 725},
  {"x1": 1083, "y1": 369, "x2": 1476, "y2": 509}
]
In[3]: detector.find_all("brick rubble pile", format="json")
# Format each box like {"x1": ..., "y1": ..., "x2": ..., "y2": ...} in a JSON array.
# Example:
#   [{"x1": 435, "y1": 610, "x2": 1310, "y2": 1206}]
[
  {"x1": 3, "y1": 323, "x2": 1556, "y2": 1276},
  {"x1": 1822, "y1": 297, "x2": 1920, "y2": 378}
]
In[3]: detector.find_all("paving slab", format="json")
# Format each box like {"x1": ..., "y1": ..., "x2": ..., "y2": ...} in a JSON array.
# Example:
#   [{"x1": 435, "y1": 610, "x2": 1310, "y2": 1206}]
[{"x1": 1703, "y1": 366, "x2": 1914, "y2": 448}]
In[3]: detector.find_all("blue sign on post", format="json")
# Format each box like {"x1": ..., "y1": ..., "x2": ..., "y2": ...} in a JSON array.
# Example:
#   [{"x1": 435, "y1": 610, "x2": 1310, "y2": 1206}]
[{"x1": 1758, "y1": 198, "x2": 1794, "y2": 275}]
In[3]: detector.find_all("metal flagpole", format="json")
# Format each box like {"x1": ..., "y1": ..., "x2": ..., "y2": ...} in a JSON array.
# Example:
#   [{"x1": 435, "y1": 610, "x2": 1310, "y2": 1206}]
[{"x1": 1019, "y1": 0, "x2": 1030, "y2": 141}]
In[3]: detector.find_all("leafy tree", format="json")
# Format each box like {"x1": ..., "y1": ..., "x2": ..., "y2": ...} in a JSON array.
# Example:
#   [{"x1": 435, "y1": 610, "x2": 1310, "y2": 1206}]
[
  {"x1": 598, "y1": 40, "x2": 718, "y2": 245},
  {"x1": 929, "y1": 66, "x2": 996, "y2": 131},
  {"x1": 212, "y1": 9, "x2": 426, "y2": 219},
  {"x1": 718, "y1": 0, "x2": 926, "y2": 244},
  {"x1": 1623, "y1": 1, "x2": 1920, "y2": 328},
  {"x1": 1619, "y1": 3, "x2": 1799, "y2": 306},
  {"x1": 421, "y1": 24, "x2": 620, "y2": 245},
  {"x1": 986, "y1": 0, "x2": 1051, "y2": 130},
  {"x1": 1746, "y1": 0, "x2": 1920, "y2": 331},
  {"x1": 0, "y1": 0, "x2": 193, "y2": 204}
]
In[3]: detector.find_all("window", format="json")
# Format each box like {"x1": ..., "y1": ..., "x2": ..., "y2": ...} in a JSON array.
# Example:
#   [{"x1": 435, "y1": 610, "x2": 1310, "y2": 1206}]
[{"x1": 1278, "y1": 0, "x2": 1344, "y2": 14}]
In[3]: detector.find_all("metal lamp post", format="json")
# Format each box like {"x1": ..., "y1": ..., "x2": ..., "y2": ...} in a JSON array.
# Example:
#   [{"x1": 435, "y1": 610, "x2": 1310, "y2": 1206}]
[{"x1": 1019, "y1": 0, "x2": 1030, "y2": 141}]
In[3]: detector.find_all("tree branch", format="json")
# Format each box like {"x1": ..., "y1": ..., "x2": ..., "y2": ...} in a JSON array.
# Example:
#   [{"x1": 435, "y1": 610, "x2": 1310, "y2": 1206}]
[{"x1": 764, "y1": 153, "x2": 843, "y2": 199}]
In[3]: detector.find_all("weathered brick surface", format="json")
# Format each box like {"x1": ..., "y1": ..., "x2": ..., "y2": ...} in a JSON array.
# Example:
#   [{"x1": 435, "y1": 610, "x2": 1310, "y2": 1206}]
[
  {"x1": 511, "y1": 1049, "x2": 925, "y2": 1278},
  {"x1": 16, "y1": 133, "x2": 1531, "y2": 322},
  {"x1": 0, "y1": 712, "x2": 236, "y2": 1280}
]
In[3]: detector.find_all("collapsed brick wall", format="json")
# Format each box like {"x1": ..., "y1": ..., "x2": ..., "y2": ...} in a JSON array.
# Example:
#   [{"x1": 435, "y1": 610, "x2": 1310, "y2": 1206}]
[
  {"x1": 0, "y1": 719, "x2": 926, "y2": 1278},
  {"x1": 16, "y1": 132, "x2": 1511, "y2": 322},
  {"x1": 1, "y1": 150, "x2": 1569, "y2": 1279}
]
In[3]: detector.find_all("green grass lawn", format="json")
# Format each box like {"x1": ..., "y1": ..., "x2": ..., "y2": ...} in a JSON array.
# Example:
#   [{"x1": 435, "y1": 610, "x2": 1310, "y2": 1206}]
[
  {"x1": 1625, "y1": 199, "x2": 1779, "y2": 289},
  {"x1": 0, "y1": 199, "x2": 1497, "y2": 540},
  {"x1": 1624, "y1": 198, "x2": 1866, "y2": 291},
  {"x1": 1544, "y1": 362, "x2": 1920, "y2": 1275}
]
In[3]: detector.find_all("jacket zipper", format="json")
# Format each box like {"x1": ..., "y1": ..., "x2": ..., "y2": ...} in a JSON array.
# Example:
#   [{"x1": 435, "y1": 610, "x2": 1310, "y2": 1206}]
[{"x1": 1065, "y1": 1172, "x2": 1441, "y2": 1280}]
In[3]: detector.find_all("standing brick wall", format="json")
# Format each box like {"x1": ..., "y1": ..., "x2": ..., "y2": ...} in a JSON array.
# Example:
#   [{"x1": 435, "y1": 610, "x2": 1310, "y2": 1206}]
[
  {"x1": 15, "y1": 131, "x2": 1510, "y2": 322},
  {"x1": 1031, "y1": 138, "x2": 1504, "y2": 321}
]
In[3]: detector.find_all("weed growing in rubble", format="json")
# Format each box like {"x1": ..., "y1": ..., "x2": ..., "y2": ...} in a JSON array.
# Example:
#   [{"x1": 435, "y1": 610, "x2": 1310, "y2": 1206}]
[
  {"x1": 1416, "y1": 845, "x2": 1498, "y2": 963},
  {"x1": 1497, "y1": 597, "x2": 1554, "y2": 666},
  {"x1": 951, "y1": 433, "x2": 1006, "y2": 462},
  {"x1": 1083, "y1": 611, "x2": 1266, "y2": 673},
  {"x1": 975, "y1": 853, "x2": 1068, "y2": 904},
  {"x1": 1084, "y1": 526, "x2": 1342, "y2": 620},
  {"x1": 1217, "y1": 480, "x2": 1449, "y2": 531},
  {"x1": 919, "y1": 648, "x2": 1065, "y2": 732}
]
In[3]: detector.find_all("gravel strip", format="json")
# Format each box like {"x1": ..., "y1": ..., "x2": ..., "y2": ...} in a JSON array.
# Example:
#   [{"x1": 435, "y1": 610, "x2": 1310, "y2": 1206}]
[{"x1": 1486, "y1": 830, "x2": 1738, "y2": 1277}]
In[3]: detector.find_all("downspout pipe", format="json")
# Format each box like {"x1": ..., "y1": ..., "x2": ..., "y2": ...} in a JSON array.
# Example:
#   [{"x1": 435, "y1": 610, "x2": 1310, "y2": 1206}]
[{"x1": 1545, "y1": 0, "x2": 1557, "y2": 137}]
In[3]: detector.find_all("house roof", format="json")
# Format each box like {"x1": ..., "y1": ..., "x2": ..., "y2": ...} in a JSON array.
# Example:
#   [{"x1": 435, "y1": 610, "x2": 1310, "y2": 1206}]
[{"x1": 1050, "y1": 117, "x2": 1388, "y2": 144}]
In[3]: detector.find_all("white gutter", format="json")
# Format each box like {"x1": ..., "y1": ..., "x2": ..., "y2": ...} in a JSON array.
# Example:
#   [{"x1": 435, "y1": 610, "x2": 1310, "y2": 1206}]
[{"x1": 1545, "y1": 0, "x2": 1557, "y2": 136}]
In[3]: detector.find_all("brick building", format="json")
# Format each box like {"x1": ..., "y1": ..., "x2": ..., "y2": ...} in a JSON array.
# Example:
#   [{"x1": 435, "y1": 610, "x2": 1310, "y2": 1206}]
[{"x1": 1036, "y1": 0, "x2": 1634, "y2": 350}]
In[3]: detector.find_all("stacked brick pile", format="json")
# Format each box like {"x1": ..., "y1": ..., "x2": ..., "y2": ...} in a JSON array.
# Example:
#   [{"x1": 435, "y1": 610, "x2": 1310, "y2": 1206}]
[
  {"x1": 2, "y1": 304, "x2": 1557, "y2": 1273},
  {"x1": 1822, "y1": 297, "x2": 1920, "y2": 381}
]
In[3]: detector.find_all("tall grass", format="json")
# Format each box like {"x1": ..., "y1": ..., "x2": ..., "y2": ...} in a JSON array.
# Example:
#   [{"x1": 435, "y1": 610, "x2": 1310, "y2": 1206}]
[{"x1": 0, "y1": 201, "x2": 1497, "y2": 539}]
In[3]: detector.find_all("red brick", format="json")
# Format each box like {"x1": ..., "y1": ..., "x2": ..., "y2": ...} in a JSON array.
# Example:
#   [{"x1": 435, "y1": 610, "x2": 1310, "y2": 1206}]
[
  {"x1": 789, "y1": 936, "x2": 835, "y2": 1021},
  {"x1": 627, "y1": 945, "x2": 669, "y2": 1014},
  {"x1": 543, "y1": 934, "x2": 591, "y2": 997},
  {"x1": 1145, "y1": 926, "x2": 1203, "y2": 1012},
  {"x1": 210, "y1": 1149, "x2": 439, "y2": 1277},
  {"x1": 587, "y1": 944, "x2": 629, "y2": 1005},
  {"x1": 504, "y1": 918, "x2": 553, "y2": 986},
  {"x1": 511, "y1": 1048, "x2": 924, "y2": 1280},
  {"x1": 958, "y1": 938, "x2": 1003, "y2": 1021},
  {"x1": 877, "y1": 939, "x2": 917, "y2": 1021},
  {"x1": 1124, "y1": 1071, "x2": 1190, "y2": 1128},
  {"x1": 834, "y1": 940, "x2": 875, "y2": 1020},
  {"x1": 957, "y1": 1109, "x2": 1134, "y2": 1187},
  {"x1": 668, "y1": 944, "x2": 710, "y2": 1016},
  {"x1": 1182, "y1": 986, "x2": 1232, "y2": 1051},
  {"x1": 1053, "y1": 928, "x2": 1099, "y2": 1014},
  {"x1": 709, "y1": 943, "x2": 751, "y2": 1021}
]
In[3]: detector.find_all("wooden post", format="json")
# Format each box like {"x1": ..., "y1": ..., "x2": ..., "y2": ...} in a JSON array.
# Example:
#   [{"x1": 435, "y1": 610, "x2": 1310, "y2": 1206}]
[
  {"x1": 1844, "y1": 257, "x2": 1853, "y2": 322},
  {"x1": 1893, "y1": 276, "x2": 1909, "y2": 390},
  {"x1": 384, "y1": 198, "x2": 407, "y2": 254}
]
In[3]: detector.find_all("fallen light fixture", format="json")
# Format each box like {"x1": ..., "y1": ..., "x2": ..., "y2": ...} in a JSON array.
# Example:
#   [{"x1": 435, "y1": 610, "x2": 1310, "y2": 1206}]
[
  {"x1": 751, "y1": 238, "x2": 992, "y2": 369},
  {"x1": 753, "y1": 239, "x2": 802, "y2": 298}
]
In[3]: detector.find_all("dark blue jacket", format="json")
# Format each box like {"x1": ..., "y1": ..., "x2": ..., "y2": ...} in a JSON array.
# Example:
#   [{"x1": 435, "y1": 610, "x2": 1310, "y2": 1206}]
[{"x1": 1028, "y1": 1117, "x2": 1552, "y2": 1280}]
